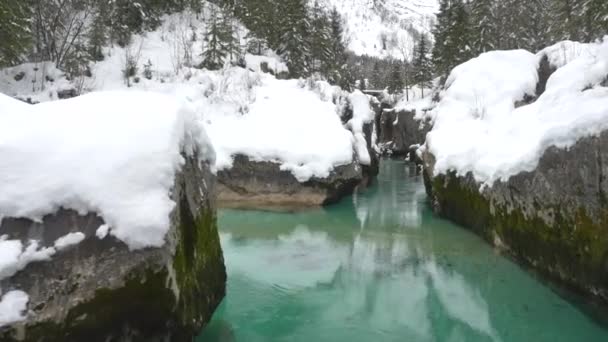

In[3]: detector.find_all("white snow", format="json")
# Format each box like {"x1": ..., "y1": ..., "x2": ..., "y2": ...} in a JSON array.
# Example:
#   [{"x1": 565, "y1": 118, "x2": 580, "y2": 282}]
[
  {"x1": 203, "y1": 74, "x2": 355, "y2": 181},
  {"x1": 537, "y1": 40, "x2": 593, "y2": 69},
  {"x1": 245, "y1": 53, "x2": 288, "y2": 74},
  {"x1": 0, "y1": 290, "x2": 29, "y2": 327},
  {"x1": 347, "y1": 91, "x2": 376, "y2": 165},
  {"x1": 0, "y1": 91, "x2": 213, "y2": 250},
  {"x1": 426, "y1": 39, "x2": 608, "y2": 185},
  {"x1": 0, "y1": 237, "x2": 55, "y2": 281},
  {"x1": 54, "y1": 233, "x2": 86, "y2": 251},
  {"x1": 96, "y1": 224, "x2": 111, "y2": 239},
  {"x1": 321, "y1": 0, "x2": 438, "y2": 59}
]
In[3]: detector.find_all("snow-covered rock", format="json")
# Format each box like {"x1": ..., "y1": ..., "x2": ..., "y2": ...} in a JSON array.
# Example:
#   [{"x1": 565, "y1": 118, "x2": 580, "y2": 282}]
[
  {"x1": 0, "y1": 91, "x2": 225, "y2": 339},
  {"x1": 422, "y1": 38, "x2": 608, "y2": 305},
  {"x1": 425, "y1": 39, "x2": 608, "y2": 185}
]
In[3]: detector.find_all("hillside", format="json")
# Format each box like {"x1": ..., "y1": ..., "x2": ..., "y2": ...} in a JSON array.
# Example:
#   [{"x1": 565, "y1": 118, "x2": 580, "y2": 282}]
[{"x1": 322, "y1": 0, "x2": 438, "y2": 59}]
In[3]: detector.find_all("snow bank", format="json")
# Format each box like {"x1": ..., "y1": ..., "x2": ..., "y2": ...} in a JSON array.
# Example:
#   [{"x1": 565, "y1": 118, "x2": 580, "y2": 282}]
[
  {"x1": 426, "y1": 39, "x2": 608, "y2": 185},
  {"x1": 0, "y1": 91, "x2": 213, "y2": 249}
]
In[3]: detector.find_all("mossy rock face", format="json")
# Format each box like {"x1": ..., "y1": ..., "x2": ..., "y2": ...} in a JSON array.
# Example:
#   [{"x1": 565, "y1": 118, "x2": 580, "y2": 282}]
[
  {"x1": 0, "y1": 155, "x2": 226, "y2": 341},
  {"x1": 422, "y1": 131, "x2": 608, "y2": 304}
]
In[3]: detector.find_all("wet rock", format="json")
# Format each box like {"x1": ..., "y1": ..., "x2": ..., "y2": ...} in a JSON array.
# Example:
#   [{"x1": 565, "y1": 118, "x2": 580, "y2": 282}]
[
  {"x1": 0, "y1": 155, "x2": 226, "y2": 341},
  {"x1": 217, "y1": 154, "x2": 364, "y2": 210},
  {"x1": 57, "y1": 88, "x2": 77, "y2": 99},
  {"x1": 13, "y1": 72, "x2": 25, "y2": 82},
  {"x1": 377, "y1": 108, "x2": 431, "y2": 158},
  {"x1": 422, "y1": 131, "x2": 608, "y2": 305}
]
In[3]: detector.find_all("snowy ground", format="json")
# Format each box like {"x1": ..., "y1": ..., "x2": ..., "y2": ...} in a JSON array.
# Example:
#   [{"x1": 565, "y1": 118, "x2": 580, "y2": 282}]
[{"x1": 422, "y1": 38, "x2": 608, "y2": 186}]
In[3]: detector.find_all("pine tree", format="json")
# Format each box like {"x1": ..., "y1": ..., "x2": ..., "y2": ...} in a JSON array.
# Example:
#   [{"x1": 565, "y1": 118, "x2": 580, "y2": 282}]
[
  {"x1": 0, "y1": 0, "x2": 31, "y2": 67},
  {"x1": 582, "y1": 0, "x2": 608, "y2": 41},
  {"x1": 470, "y1": 0, "x2": 497, "y2": 55},
  {"x1": 309, "y1": 1, "x2": 332, "y2": 74},
  {"x1": 327, "y1": 8, "x2": 351, "y2": 89},
  {"x1": 431, "y1": 0, "x2": 450, "y2": 76},
  {"x1": 551, "y1": 0, "x2": 584, "y2": 41},
  {"x1": 432, "y1": 0, "x2": 473, "y2": 76},
  {"x1": 88, "y1": 3, "x2": 109, "y2": 61},
  {"x1": 201, "y1": 6, "x2": 229, "y2": 70},
  {"x1": 413, "y1": 34, "x2": 433, "y2": 98},
  {"x1": 277, "y1": 0, "x2": 311, "y2": 78}
]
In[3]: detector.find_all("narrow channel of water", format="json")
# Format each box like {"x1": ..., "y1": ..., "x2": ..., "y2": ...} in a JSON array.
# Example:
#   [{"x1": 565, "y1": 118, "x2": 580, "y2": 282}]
[{"x1": 198, "y1": 159, "x2": 608, "y2": 342}]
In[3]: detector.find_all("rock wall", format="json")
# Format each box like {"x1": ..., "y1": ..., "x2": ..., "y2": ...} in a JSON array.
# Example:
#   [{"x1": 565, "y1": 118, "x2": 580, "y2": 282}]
[
  {"x1": 377, "y1": 108, "x2": 431, "y2": 158},
  {"x1": 217, "y1": 155, "x2": 364, "y2": 210},
  {"x1": 0, "y1": 155, "x2": 226, "y2": 341},
  {"x1": 423, "y1": 131, "x2": 608, "y2": 304}
]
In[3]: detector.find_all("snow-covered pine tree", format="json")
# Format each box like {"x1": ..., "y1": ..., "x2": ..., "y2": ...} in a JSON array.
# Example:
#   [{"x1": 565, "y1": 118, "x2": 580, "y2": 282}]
[
  {"x1": 277, "y1": 0, "x2": 311, "y2": 78},
  {"x1": 0, "y1": 0, "x2": 31, "y2": 67},
  {"x1": 413, "y1": 34, "x2": 433, "y2": 98},
  {"x1": 88, "y1": 2, "x2": 109, "y2": 61},
  {"x1": 470, "y1": 0, "x2": 497, "y2": 55},
  {"x1": 310, "y1": 1, "x2": 332, "y2": 75},
  {"x1": 551, "y1": 0, "x2": 584, "y2": 41},
  {"x1": 431, "y1": 0, "x2": 452, "y2": 76},
  {"x1": 201, "y1": 6, "x2": 229, "y2": 70},
  {"x1": 327, "y1": 8, "x2": 352, "y2": 88},
  {"x1": 582, "y1": 0, "x2": 608, "y2": 41},
  {"x1": 432, "y1": 0, "x2": 472, "y2": 76},
  {"x1": 222, "y1": 9, "x2": 243, "y2": 65}
]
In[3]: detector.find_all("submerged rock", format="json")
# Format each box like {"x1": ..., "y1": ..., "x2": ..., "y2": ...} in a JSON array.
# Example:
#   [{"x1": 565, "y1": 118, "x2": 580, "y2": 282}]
[
  {"x1": 422, "y1": 131, "x2": 608, "y2": 304},
  {"x1": 217, "y1": 154, "x2": 364, "y2": 210},
  {"x1": 0, "y1": 155, "x2": 226, "y2": 341}
]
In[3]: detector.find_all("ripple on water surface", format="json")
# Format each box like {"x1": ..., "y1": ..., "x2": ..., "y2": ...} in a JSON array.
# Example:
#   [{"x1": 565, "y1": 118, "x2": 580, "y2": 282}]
[{"x1": 199, "y1": 160, "x2": 608, "y2": 342}]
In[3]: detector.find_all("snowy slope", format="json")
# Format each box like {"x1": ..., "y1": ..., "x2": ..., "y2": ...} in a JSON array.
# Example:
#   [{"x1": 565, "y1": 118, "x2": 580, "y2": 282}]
[{"x1": 322, "y1": 0, "x2": 438, "y2": 59}]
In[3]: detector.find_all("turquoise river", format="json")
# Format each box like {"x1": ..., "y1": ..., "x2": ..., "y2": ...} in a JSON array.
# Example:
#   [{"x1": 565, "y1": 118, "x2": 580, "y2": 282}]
[{"x1": 198, "y1": 159, "x2": 608, "y2": 342}]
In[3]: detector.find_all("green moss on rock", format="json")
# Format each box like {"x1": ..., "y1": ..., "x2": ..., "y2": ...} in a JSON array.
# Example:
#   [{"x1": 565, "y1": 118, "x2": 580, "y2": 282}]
[{"x1": 428, "y1": 171, "x2": 608, "y2": 303}]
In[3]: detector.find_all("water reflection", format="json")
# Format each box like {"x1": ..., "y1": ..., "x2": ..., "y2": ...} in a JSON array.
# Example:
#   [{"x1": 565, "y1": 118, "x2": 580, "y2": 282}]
[{"x1": 200, "y1": 160, "x2": 608, "y2": 342}]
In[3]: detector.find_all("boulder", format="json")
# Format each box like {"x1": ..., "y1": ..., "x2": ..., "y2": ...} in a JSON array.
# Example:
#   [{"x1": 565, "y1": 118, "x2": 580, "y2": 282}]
[
  {"x1": 378, "y1": 108, "x2": 431, "y2": 159},
  {"x1": 0, "y1": 154, "x2": 226, "y2": 341},
  {"x1": 217, "y1": 154, "x2": 364, "y2": 210},
  {"x1": 423, "y1": 131, "x2": 608, "y2": 304}
]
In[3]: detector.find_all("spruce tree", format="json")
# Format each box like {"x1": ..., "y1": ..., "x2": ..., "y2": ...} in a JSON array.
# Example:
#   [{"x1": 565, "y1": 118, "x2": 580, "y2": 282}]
[
  {"x1": 470, "y1": 0, "x2": 497, "y2": 55},
  {"x1": 277, "y1": 0, "x2": 311, "y2": 78},
  {"x1": 431, "y1": 0, "x2": 452, "y2": 76},
  {"x1": 582, "y1": 0, "x2": 608, "y2": 41},
  {"x1": 551, "y1": 0, "x2": 584, "y2": 41},
  {"x1": 201, "y1": 6, "x2": 229, "y2": 70},
  {"x1": 309, "y1": 1, "x2": 332, "y2": 74},
  {"x1": 327, "y1": 8, "x2": 351, "y2": 89},
  {"x1": 413, "y1": 34, "x2": 433, "y2": 98},
  {"x1": 0, "y1": 0, "x2": 31, "y2": 67},
  {"x1": 88, "y1": 3, "x2": 109, "y2": 61}
]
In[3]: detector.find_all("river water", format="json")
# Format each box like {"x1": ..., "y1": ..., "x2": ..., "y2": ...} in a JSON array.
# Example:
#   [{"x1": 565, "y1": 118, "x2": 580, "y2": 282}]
[{"x1": 198, "y1": 159, "x2": 608, "y2": 342}]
